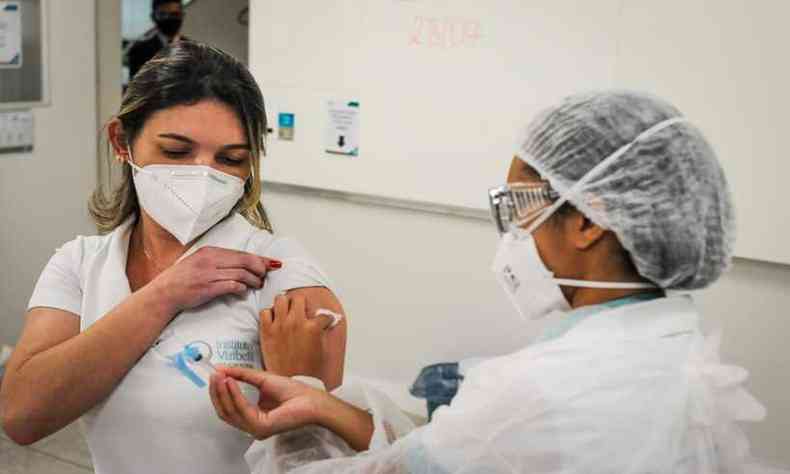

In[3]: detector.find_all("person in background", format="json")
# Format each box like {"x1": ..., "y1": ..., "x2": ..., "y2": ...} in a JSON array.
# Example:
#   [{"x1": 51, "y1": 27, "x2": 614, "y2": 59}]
[
  {"x1": 208, "y1": 90, "x2": 788, "y2": 474},
  {"x1": 128, "y1": 0, "x2": 187, "y2": 79}
]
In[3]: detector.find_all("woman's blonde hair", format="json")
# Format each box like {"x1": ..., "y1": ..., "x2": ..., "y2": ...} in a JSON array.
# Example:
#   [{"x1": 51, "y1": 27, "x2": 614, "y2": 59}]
[{"x1": 90, "y1": 40, "x2": 272, "y2": 234}]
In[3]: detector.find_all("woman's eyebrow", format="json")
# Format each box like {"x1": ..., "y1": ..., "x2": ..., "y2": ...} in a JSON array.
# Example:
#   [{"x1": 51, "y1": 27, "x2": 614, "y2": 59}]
[
  {"x1": 157, "y1": 133, "x2": 194, "y2": 144},
  {"x1": 157, "y1": 134, "x2": 250, "y2": 151},
  {"x1": 219, "y1": 144, "x2": 251, "y2": 151}
]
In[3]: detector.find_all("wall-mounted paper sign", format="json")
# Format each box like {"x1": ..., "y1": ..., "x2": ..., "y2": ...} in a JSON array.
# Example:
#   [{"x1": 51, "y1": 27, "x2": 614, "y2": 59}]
[
  {"x1": 0, "y1": 109, "x2": 34, "y2": 155},
  {"x1": 325, "y1": 100, "x2": 359, "y2": 156},
  {"x1": 278, "y1": 112, "x2": 295, "y2": 140},
  {"x1": 0, "y1": 2, "x2": 22, "y2": 69}
]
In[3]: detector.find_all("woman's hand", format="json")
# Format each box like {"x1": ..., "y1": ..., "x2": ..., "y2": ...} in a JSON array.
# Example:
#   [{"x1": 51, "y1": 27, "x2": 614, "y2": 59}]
[
  {"x1": 150, "y1": 246, "x2": 282, "y2": 315},
  {"x1": 209, "y1": 367, "x2": 324, "y2": 440},
  {"x1": 260, "y1": 294, "x2": 326, "y2": 379},
  {"x1": 210, "y1": 366, "x2": 375, "y2": 451}
]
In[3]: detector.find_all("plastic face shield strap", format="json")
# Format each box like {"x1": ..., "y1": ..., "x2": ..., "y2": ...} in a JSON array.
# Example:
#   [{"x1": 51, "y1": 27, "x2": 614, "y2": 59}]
[{"x1": 520, "y1": 117, "x2": 689, "y2": 236}]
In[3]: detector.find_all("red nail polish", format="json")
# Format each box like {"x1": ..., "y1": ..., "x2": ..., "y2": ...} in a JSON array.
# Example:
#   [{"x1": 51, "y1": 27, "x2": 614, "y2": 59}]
[{"x1": 268, "y1": 260, "x2": 283, "y2": 269}]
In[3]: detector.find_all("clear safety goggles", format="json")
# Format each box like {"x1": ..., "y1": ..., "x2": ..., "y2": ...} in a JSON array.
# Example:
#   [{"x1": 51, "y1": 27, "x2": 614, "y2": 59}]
[{"x1": 488, "y1": 182, "x2": 559, "y2": 235}]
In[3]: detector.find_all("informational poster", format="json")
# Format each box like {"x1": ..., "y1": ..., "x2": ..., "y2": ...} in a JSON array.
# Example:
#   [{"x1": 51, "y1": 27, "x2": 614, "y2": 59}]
[
  {"x1": 278, "y1": 112, "x2": 295, "y2": 140},
  {"x1": 0, "y1": 109, "x2": 34, "y2": 154},
  {"x1": 0, "y1": 1, "x2": 22, "y2": 69},
  {"x1": 324, "y1": 100, "x2": 359, "y2": 156}
]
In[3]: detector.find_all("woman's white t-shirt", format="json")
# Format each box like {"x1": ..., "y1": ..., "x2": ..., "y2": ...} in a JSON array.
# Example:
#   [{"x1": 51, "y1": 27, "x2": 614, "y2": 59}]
[{"x1": 27, "y1": 213, "x2": 333, "y2": 474}]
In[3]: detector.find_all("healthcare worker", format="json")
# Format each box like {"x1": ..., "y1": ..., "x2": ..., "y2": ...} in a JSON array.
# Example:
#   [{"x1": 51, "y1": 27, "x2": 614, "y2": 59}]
[
  {"x1": 208, "y1": 91, "x2": 787, "y2": 473},
  {"x1": 0, "y1": 41, "x2": 346, "y2": 474}
]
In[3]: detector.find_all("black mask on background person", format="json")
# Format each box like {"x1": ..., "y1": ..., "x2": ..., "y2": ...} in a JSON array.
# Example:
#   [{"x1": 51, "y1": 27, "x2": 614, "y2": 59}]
[{"x1": 155, "y1": 14, "x2": 182, "y2": 37}]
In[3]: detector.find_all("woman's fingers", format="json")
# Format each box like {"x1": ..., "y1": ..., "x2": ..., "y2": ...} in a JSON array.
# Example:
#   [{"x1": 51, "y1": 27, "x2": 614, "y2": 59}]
[
  {"x1": 260, "y1": 308, "x2": 274, "y2": 336},
  {"x1": 226, "y1": 378, "x2": 267, "y2": 435},
  {"x1": 211, "y1": 373, "x2": 260, "y2": 437},
  {"x1": 158, "y1": 247, "x2": 284, "y2": 313},
  {"x1": 286, "y1": 295, "x2": 307, "y2": 328},
  {"x1": 289, "y1": 295, "x2": 307, "y2": 319},
  {"x1": 272, "y1": 293, "x2": 290, "y2": 323},
  {"x1": 211, "y1": 247, "x2": 280, "y2": 275},
  {"x1": 213, "y1": 268, "x2": 262, "y2": 289},
  {"x1": 220, "y1": 366, "x2": 305, "y2": 401},
  {"x1": 263, "y1": 258, "x2": 283, "y2": 271},
  {"x1": 215, "y1": 376, "x2": 246, "y2": 428},
  {"x1": 209, "y1": 374, "x2": 231, "y2": 422},
  {"x1": 207, "y1": 280, "x2": 247, "y2": 300},
  {"x1": 218, "y1": 365, "x2": 269, "y2": 388},
  {"x1": 212, "y1": 369, "x2": 323, "y2": 440}
]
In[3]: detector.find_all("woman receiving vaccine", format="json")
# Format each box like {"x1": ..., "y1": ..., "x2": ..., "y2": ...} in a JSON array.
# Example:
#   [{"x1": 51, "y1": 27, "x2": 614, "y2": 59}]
[{"x1": 1, "y1": 41, "x2": 346, "y2": 474}]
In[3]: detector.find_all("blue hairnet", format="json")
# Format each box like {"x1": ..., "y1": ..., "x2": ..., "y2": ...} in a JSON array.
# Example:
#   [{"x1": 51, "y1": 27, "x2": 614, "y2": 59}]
[{"x1": 518, "y1": 91, "x2": 735, "y2": 290}]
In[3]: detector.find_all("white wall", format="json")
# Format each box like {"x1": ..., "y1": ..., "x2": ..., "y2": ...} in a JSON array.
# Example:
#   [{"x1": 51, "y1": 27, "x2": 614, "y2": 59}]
[
  {"x1": 0, "y1": 0, "x2": 97, "y2": 345},
  {"x1": 250, "y1": 0, "x2": 790, "y2": 265},
  {"x1": 263, "y1": 188, "x2": 790, "y2": 466},
  {"x1": 96, "y1": 0, "x2": 122, "y2": 195},
  {"x1": 181, "y1": 0, "x2": 248, "y2": 64},
  {"x1": 97, "y1": 0, "x2": 122, "y2": 150}
]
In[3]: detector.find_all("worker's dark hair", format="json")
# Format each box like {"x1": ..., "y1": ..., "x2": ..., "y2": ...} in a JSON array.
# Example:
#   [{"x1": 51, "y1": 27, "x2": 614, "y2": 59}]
[{"x1": 151, "y1": 0, "x2": 182, "y2": 11}]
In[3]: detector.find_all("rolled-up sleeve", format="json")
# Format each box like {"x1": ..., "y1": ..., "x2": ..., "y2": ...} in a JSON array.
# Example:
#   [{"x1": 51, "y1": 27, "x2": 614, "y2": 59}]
[{"x1": 254, "y1": 237, "x2": 334, "y2": 311}]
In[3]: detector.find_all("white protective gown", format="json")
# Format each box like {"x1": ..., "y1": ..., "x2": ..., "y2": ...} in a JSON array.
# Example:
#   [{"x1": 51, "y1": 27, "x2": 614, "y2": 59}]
[{"x1": 252, "y1": 295, "x2": 786, "y2": 474}]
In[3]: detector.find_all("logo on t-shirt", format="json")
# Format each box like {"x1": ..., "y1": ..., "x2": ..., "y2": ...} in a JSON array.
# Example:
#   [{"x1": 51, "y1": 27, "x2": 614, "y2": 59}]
[{"x1": 215, "y1": 339, "x2": 259, "y2": 368}]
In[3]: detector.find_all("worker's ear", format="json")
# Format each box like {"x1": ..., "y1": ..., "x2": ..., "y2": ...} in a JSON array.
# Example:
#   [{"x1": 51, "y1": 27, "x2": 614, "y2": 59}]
[
  {"x1": 107, "y1": 119, "x2": 130, "y2": 163},
  {"x1": 562, "y1": 209, "x2": 607, "y2": 251}
]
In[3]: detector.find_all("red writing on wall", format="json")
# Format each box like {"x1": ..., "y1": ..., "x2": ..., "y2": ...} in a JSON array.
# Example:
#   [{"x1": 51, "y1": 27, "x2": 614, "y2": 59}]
[{"x1": 409, "y1": 16, "x2": 482, "y2": 49}]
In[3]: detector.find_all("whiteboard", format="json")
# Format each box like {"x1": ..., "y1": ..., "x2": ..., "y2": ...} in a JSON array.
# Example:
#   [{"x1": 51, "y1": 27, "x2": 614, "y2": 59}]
[{"x1": 250, "y1": 0, "x2": 790, "y2": 265}]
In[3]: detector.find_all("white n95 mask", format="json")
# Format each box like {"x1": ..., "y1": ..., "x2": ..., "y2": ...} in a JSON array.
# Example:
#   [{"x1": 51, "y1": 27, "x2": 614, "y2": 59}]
[
  {"x1": 491, "y1": 230, "x2": 656, "y2": 322},
  {"x1": 128, "y1": 151, "x2": 245, "y2": 245},
  {"x1": 492, "y1": 231, "x2": 571, "y2": 321}
]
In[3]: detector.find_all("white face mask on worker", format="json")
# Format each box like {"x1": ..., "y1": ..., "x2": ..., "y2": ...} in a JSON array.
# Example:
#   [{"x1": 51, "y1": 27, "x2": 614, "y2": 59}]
[
  {"x1": 491, "y1": 228, "x2": 657, "y2": 322},
  {"x1": 127, "y1": 150, "x2": 245, "y2": 245},
  {"x1": 491, "y1": 231, "x2": 572, "y2": 321}
]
